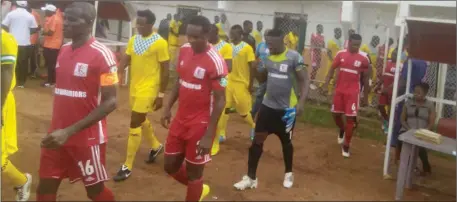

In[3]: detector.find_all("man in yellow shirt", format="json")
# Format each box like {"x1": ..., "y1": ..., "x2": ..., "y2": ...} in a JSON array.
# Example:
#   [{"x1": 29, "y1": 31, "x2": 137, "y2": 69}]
[
  {"x1": 168, "y1": 14, "x2": 181, "y2": 68},
  {"x1": 216, "y1": 13, "x2": 230, "y2": 42},
  {"x1": 252, "y1": 21, "x2": 263, "y2": 47},
  {"x1": 216, "y1": 25, "x2": 256, "y2": 145},
  {"x1": 209, "y1": 24, "x2": 233, "y2": 155},
  {"x1": 360, "y1": 35, "x2": 379, "y2": 105},
  {"x1": 1, "y1": 29, "x2": 32, "y2": 201},
  {"x1": 322, "y1": 27, "x2": 343, "y2": 94},
  {"x1": 114, "y1": 10, "x2": 170, "y2": 182},
  {"x1": 284, "y1": 28, "x2": 298, "y2": 51}
]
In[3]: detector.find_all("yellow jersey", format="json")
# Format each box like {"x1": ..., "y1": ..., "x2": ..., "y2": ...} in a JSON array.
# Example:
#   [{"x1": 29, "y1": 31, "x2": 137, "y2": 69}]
[
  {"x1": 168, "y1": 20, "x2": 181, "y2": 47},
  {"x1": 214, "y1": 40, "x2": 233, "y2": 60},
  {"x1": 327, "y1": 38, "x2": 342, "y2": 59},
  {"x1": 388, "y1": 47, "x2": 408, "y2": 62},
  {"x1": 1, "y1": 29, "x2": 17, "y2": 92},
  {"x1": 284, "y1": 32, "x2": 298, "y2": 50},
  {"x1": 126, "y1": 33, "x2": 170, "y2": 97},
  {"x1": 252, "y1": 30, "x2": 262, "y2": 47},
  {"x1": 229, "y1": 41, "x2": 255, "y2": 86},
  {"x1": 360, "y1": 44, "x2": 377, "y2": 65}
]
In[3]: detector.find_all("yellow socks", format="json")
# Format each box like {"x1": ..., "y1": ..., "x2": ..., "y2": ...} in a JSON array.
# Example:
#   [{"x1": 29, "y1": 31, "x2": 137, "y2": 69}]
[
  {"x1": 142, "y1": 119, "x2": 162, "y2": 151},
  {"x1": 2, "y1": 160, "x2": 27, "y2": 187},
  {"x1": 216, "y1": 113, "x2": 229, "y2": 139},
  {"x1": 124, "y1": 127, "x2": 142, "y2": 169}
]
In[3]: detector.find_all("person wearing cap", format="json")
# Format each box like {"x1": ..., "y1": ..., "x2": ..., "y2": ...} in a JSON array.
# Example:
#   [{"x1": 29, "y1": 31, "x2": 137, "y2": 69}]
[
  {"x1": 41, "y1": 4, "x2": 63, "y2": 87},
  {"x1": 2, "y1": 1, "x2": 39, "y2": 88}
]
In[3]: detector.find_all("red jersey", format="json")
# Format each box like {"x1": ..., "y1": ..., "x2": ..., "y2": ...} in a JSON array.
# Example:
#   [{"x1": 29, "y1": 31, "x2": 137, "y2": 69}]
[
  {"x1": 331, "y1": 50, "x2": 370, "y2": 92},
  {"x1": 175, "y1": 43, "x2": 228, "y2": 125},
  {"x1": 50, "y1": 38, "x2": 119, "y2": 147},
  {"x1": 310, "y1": 33, "x2": 324, "y2": 56},
  {"x1": 382, "y1": 60, "x2": 396, "y2": 93}
]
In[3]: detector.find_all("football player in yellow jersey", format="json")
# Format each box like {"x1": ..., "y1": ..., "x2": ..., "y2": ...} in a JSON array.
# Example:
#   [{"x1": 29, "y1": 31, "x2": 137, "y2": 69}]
[
  {"x1": 360, "y1": 35, "x2": 380, "y2": 106},
  {"x1": 216, "y1": 13, "x2": 230, "y2": 42},
  {"x1": 168, "y1": 14, "x2": 182, "y2": 68},
  {"x1": 216, "y1": 25, "x2": 256, "y2": 147},
  {"x1": 284, "y1": 28, "x2": 298, "y2": 50},
  {"x1": 209, "y1": 24, "x2": 233, "y2": 155},
  {"x1": 114, "y1": 10, "x2": 170, "y2": 182},
  {"x1": 252, "y1": 21, "x2": 263, "y2": 47},
  {"x1": 322, "y1": 27, "x2": 343, "y2": 94},
  {"x1": 1, "y1": 29, "x2": 33, "y2": 201}
]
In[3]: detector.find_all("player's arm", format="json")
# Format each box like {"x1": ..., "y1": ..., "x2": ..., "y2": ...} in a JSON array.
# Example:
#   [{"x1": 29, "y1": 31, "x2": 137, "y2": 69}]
[
  {"x1": 1, "y1": 50, "x2": 15, "y2": 113},
  {"x1": 247, "y1": 47, "x2": 256, "y2": 92},
  {"x1": 361, "y1": 61, "x2": 371, "y2": 105},
  {"x1": 323, "y1": 52, "x2": 341, "y2": 88},
  {"x1": 295, "y1": 56, "x2": 310, "y2": 115},
  {"x1": 326, "y1": 41, "x2": 333, "y2": 61},
  {"x1": 119, "y1": 38, "x2": 133, "y2": 72},
  {"x1": 29, "y1": 15, "x2": 39, "y2": 34},
  {"x1": 223, "y1": 45, "x2": 233, "y2": 72},
  {"x1": 157, "y1": 40, "x2": 171, "y2": 100}
]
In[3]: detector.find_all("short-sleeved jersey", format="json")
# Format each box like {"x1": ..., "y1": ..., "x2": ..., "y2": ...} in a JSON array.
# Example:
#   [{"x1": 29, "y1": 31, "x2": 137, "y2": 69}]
[
  {"x1": 213, "y1": 40, "x2": 232, "y2": 60},
  {"x1": 262, "y1": 49, "x2": 305, "y2": 110},
  {"x1": 310, "y1": 33, "x2": 324, "y2": 53},
  {"x1": 50, "y1": 38, "x2": 119, "y2": 147},
  {"x1": 229, "y1": 41, "x2": 255, "y2": 86},
  {"x1": 361, "y1": 44, "x2": 377, "y2": 66},
  {"x1": 382, "y1": 60, "x2": 396, "y2": 93},
  {"x1": 168, "y1": 20, "x2": 181, "y2": 47},
  {"x1": 332, "y1": 50, "x2": 370, "y2": 92},
  {"x1": 327, "y1": 38, "x2": 342, "y2": 59},
  {"x1": 175, "y1": 43, "x2": 228, "y2": 125},
  {"x1": 1, "y1": 29, "x2": 17, "y2": 91},
  {"x1": 126, "y1": 33, "x2": 169, "y2": 97}
]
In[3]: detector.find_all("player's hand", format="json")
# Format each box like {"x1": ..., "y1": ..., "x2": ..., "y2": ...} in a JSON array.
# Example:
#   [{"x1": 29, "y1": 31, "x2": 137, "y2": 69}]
[
  {"x1": 197, "y1": 133, "x2": 213, "y2": 156},
  {"x1": 161, "y1": 108, "x2": 172, "y2": 129},
  {"x1": 296, "y1": 103, "x2": 304, "y2": 117},
  {"x1": 153, "y1": 97, "x2": 163, "y2": 111},
  {"x1": 41, "y1": 129, "x2": 70, "y2": 149},
  {"x1": 248, "y1": 86, "x2": 255, "y2": 94}
]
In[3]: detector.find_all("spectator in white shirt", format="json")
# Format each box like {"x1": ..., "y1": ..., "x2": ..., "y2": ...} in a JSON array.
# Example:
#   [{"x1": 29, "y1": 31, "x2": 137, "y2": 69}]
[{"x1": 2, "y1": 1, "x2": 39, "y2": 88}]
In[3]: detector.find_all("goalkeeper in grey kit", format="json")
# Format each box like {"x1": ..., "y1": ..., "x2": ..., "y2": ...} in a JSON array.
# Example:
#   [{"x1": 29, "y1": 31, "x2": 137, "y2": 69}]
[{"x1": 233, "y1": 28, "x2": 310, "y2": 190}]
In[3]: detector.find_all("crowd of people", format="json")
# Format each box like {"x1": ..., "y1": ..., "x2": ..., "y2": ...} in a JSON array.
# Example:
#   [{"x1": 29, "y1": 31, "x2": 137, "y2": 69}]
[{"x1": 1, "y1": 1, "x2": 437, "y2": 201}]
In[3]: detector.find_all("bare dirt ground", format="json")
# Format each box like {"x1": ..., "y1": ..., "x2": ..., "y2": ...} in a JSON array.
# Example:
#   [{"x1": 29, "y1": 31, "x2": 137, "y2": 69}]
[{"x1": 2, "y1": 79, "x2": 456, "y2": 201}]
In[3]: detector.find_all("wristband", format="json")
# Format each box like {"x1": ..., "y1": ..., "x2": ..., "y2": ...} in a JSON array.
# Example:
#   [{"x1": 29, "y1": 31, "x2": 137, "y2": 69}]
[{"x1": 158, "y1": 92, "x2": 165, "y2": 98}]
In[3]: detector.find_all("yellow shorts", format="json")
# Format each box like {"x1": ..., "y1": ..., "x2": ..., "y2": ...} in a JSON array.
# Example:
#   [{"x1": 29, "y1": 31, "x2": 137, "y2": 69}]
[
  {"x1": 2, "y1": 93, "x2": 18, "y2": 165},
  {"x1": 130, "y1": 96, "x2": 157, "y2": 113},
  {"x1": 225, "y1": 81, "x2": 252, "y2": 115}
]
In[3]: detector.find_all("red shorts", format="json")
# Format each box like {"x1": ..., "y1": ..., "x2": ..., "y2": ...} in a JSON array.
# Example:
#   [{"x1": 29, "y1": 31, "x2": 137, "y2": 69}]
[
  {"x1": 331, "y1": 90, "x2": 360, "y2": 116},
  {"x1": 311, "y1": 52, "x2": 322, "y2": 68},
  {"x1": 164, "y1": 120, "x2": 211, "y2": 165},
  {"x1": 378, "y1": 93, "x2": 392, "y2": 106},
  {"x1": 39, "y1": 144, "x2": 108, "y2": 186}
]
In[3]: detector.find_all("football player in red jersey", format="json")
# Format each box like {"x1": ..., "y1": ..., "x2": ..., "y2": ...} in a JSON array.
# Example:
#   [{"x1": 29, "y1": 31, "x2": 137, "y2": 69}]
[
  {"x1": 161, "y1": 15, "x2": 228, "y2": 201},
  {"x1": 374, "y1": 48, "x2": 398, "y2": 134},
  {"x1": 37, "y1": 2, "x2": 117, "y2": 201},
  {"x1": 322, "y1": 34, "x2": 371, "y2": 158}
]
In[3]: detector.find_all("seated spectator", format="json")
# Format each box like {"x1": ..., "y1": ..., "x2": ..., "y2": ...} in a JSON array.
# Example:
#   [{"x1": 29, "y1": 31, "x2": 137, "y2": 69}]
[{"x1": 399, "y1": 82, "x2": 435, "y2": 176}]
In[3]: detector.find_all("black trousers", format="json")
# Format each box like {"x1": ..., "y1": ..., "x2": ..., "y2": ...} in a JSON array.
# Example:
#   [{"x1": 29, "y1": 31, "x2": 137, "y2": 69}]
[
  {"x1": 16, "y1": 45, "x2": 31, "y2": 86},
  {"x1": 43, "y1": 48, "x2": 60, "y2": 84},
  {"x1": 29, "y1": 44, "x2": 39, "y2": 76}
]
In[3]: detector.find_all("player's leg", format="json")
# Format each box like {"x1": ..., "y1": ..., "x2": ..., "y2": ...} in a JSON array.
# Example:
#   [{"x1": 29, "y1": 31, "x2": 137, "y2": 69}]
[
  {"x1": 331, "y1": 91, "x2": 345, "y2": 144},
  {"x1": 276, "y1": 108, "x2": 296, "y2": 188},
  {"x1": 234, "y1": 104, "x2": 272, "y2": 190},
  {"x1": 250, "y1": 82, "x2": 267, "y2": 138},
  {"x1": 36, "y1": 147, "x2": 66, "y2": 202},
  {"x1": 140, "y1": 95, "x2": 164, "y2": 163},
  {"x1": 213, "y1": 85, "x2": 235, "y2": 155},
  {"x1": 68, "y1": 144, "x2": 114, "y2": 201},
  {"x1": 234, "y1": 84, "x2": 256, "y2": 138},
  {"x1": 164, "y1": 120, "x2": 187, "y2": 185},
  {"x1": 378, "y1": 94, "x2": 389, "y2": 134},
  {"x1": 2, "y1": 157, "x2": 32, "y2": 201},
  {"x1": 183, "y1": 124, "x2": 213, "y2": 201},
  {"x1": 341, "y1": 92, "x2": 359, "y2": 157}
]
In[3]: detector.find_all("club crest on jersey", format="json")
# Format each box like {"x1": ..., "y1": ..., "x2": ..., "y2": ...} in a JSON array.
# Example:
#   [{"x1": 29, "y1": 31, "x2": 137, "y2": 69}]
[
  {"x1": 193, "y1": 67, "x2": 206, "y2": 79},
  {"x1": 354, "y1": 60, "x2": 361, "y2": 67},
  {"x1": 180, "y1": 60, "x2": 184, "y2": 67},
  {"x1": 74, "y1": 63, "x2": 88, "y2": 77},
  {"x1": 219, "y1": 77, "x2": 228, "y2": 87},
  {"x1": 279, "y1": 64, "x2": 288, "y2": 72}
]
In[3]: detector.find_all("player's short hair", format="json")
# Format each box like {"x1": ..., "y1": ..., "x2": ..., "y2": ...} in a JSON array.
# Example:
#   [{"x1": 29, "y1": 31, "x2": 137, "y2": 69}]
[
  {"x1": 257, "y1": 21, "x2": 262, "y2": 24},
  {"x1": 349, "y1": 34, "x2": 362, "y2": 41},
  {"x1": 211, "y1": 24, "x2": 218, "y2": 32},
  {"x1": 265, "y1": 28, "x2": 283, "y2": 38},
  {"x1": 243, "y1": 20, "x2": 252, "y2": 26},
  {"x1": 334, "y1": 27, "x2": 341, "y2": 31},
  {"x1": 231, "y1": 24, "x2": 243, "y2": 32},
  {"x1": 389, "y1": 37, "x2": 394, "y2": 45},
  {"x1": 137, "y1": 9, "x2": 156, "y2": 25},
  {"x1": 317, "y1": 24, "x2": 323, "y2": 28},
  {"x1": 67, "y1": 2, "x2": 96, "y2": 24},
  {"x1": 415, "y1": 82, "x2": 430, "y2": 93},
  {"x1": 188, "y1": 15, "x2": 212, "y2": 34},
  {"x1": 372, "y1": 35, "x2": 380, "y2": 41}
]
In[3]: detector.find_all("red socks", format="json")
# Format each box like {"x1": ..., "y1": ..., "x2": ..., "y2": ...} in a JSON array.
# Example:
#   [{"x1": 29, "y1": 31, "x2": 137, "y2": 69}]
[
  {"x1": 344, "y1": 118, "x2": 356, "y2": 146},
  {"x1": 90, "y1": 186, "x2": 115, "y2": 201},
  {"x1": 170, "y1": 163, "x2": 188, "y2": 185},
  {"x1": 186, "y1": 178, "x2": 203, "y2": 202},
  {"x1": 333, "y1": 115, "x2": 345, "y2": 130},
  {"x1": 37, "y1": 194, "x2": 57, "y2": 201}
]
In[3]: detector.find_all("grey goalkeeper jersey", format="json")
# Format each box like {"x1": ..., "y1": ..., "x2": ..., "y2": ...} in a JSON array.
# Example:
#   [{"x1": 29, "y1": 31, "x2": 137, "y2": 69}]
[{"x1": 262, "y1": 49, "x2": 305, "y2": 110}]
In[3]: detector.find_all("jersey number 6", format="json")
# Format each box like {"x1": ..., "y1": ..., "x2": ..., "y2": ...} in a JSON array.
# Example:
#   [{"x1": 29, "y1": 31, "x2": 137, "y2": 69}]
[
  {"x1": 351, "y1": 103, "x2": 356, "y2": 111},
  {"x1": 77, "y1": 160, "x2": 95, "y2": 177}
]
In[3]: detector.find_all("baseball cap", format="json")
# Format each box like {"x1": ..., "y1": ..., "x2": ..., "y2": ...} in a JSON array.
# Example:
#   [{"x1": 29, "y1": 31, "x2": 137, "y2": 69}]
[
  {"x1": 41, "y1": 4, "x2": 57, "y2": 12},
  {"x1": 16, "y1": 1, "x2": 28, "y2": 7}
]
